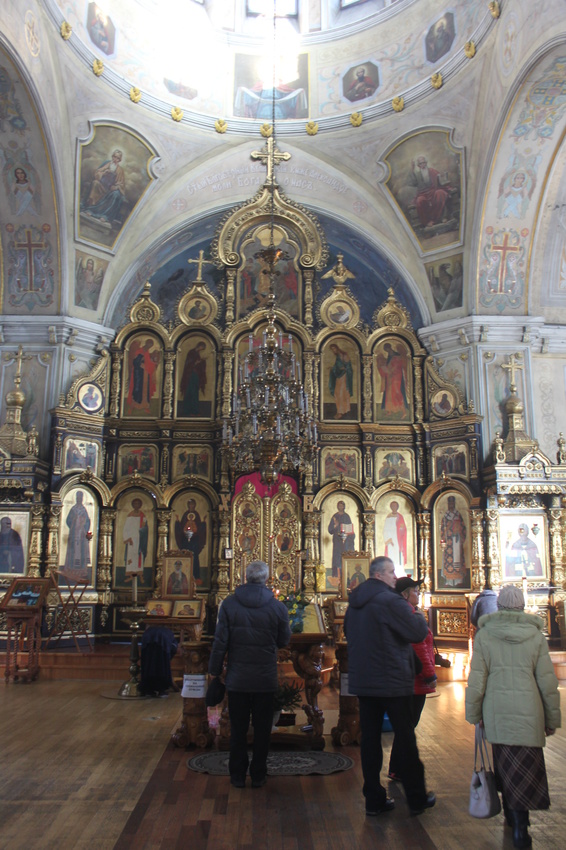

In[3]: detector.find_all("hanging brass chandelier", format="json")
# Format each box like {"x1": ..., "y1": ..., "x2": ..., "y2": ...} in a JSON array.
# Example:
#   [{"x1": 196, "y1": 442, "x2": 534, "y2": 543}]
[{"x1": 222, "y1": 3, "x2": 318, "y2": 485}]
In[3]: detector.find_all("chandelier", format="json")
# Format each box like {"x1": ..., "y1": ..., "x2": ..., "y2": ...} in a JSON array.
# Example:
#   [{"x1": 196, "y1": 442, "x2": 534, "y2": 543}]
[{"x1": 222, "y1": 3, "x2": 318, "y2": 485}]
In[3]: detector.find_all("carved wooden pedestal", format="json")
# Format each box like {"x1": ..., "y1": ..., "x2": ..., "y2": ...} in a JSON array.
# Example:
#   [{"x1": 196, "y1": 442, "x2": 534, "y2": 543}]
[
  {"x1": 215, "y1": 634, "x2": 328, "y2": 751},
  {"x1": 4, "y1": 611, "x2": 42, "y2": 683},
  {"x1": 331, "y1": 642, "x2": 361, "y2": 746},
  {"x1": 172, "y1": 639, "x2": 216, "y2": 749}
]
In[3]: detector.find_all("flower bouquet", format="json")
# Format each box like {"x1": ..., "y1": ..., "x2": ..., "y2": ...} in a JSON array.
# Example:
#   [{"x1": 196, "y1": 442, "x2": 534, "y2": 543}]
[{"x1": 279, "y1": 592, "x2": 309, "y2": 633}]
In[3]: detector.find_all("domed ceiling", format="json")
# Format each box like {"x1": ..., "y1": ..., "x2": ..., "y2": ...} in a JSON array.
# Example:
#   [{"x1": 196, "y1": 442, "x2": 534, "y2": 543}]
[{"x1": 48, "y1": 0, "x2": 496, "y2": 134}]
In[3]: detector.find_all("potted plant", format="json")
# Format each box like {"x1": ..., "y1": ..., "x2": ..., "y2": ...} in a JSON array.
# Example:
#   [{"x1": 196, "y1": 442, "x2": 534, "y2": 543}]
[{"x1": 272, "y1": 680, "x2": 302, "y2": 727}]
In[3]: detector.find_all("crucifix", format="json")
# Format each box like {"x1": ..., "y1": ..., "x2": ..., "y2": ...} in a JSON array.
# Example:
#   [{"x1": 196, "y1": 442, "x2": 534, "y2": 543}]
[
  {"x1": 251, "y1": 136, "x2": 291, "y2": 185},
  {"x1": 4, "y1": 345, "x2": 33, "y2": 389},
  {"x1": 501, "y1": 352, "x2": 524, "y2": 394},
  {"x1": 489, "y1": 232, "x2": 520, "y2": 293},
  {"x1": 188, "y1": 250, "x2": 214, "y2": 282},
  {"x1": 15, "y1": 229, "x2": 46, "y2": 292}
]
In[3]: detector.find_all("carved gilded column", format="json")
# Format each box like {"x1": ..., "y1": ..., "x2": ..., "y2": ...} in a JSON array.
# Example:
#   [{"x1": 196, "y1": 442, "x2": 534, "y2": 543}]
[
  {"x1": 312, "y1": 354, "x2": 320, "y2": 424},
  {"x1": 222, "y1": 350, "x2": 234, "y2": 419},
  {"x1": 362, "y1": 354, "x2": 372, "y2": 422},
  {"x1": 27, "y1": 503, "x2": 44, "y2": 577},
  {"x1": 470, "y1": 509, "x2": 485, "y2": 591},
  {"x1": 485, "y1": 509, "x2": 501, "y2": 587},
  {"x1": 416, "y1": 511, "x2": 432, "y2": 590},
  {"x1": 303, "y1": 269, "x2": 314, "y2": 328},
  {"x1": 46, "y1": 505, "x2": 62, "y2": 576},
  {"x1": 160, "y1": 445, "x2": 170, "y2": 488},
  {"x1": 362, "y1": 511, "x2": 375, "y2": 557},
  {"x1": 162, "y1": 350, "x2": 175, "y2": 418},
  {"x1": 215, "y1": 356, "x2": 223, "y2": 420},
  {"x1": 363, "y1": 446, "x2": 373, "y2": 492},
  {"x1": 155, "y1": 509, "x2": 171, "y2": 596},
  {"x1": 302, "y1": 510, "x2": 319, "y2": 595},
  {"x1": 225, "y1": 268, "x2": 236, "y2": 325},
  {"x1": 413, "y1": 356, "x2": 424, "y2": 422},
  {"x1": 548, "y1": 506, "x2": 565, "y2": 588},
  {"x1": 53, "y1": 433, "x2": 63, "y2": 476},
  {"x1": 109, "y1": 349, "x2": 123, "y2": 417},
  {"x1": 215, "y1": 507, "x2": 231, "y2": 601},
  {"x1": 96, "y1": 507, "x2": 115, "y2": 594}
]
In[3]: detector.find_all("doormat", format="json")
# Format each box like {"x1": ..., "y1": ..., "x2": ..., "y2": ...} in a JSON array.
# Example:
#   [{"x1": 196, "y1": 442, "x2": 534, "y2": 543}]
[{"x1": 188, "y1": 750, "x2": 354, "y2": 776}]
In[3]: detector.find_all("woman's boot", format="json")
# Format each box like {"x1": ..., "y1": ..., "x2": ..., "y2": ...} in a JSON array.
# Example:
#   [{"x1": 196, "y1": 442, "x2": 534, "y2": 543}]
[
  {"x1": 501, "y1": 793, "x2": 513, "y2": 827},
  {"x1": 509, "y1": 810, "x2": 532, "y2": 849}
]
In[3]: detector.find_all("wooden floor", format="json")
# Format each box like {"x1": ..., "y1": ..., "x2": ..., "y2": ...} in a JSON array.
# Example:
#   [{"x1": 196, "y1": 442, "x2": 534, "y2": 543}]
[{"x1": 0, "y1": 679, "x2": 564, "y2": 850}]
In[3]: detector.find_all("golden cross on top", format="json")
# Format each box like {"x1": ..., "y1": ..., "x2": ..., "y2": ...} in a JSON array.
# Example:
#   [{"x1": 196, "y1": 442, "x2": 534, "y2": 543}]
[
  {"x1": 188, "y1": 250, "x2": 214, "y2": 282},
  {"x1": 3, "y1": 345, "x2": 32, "y2": 388},
  {"x1": 251, "y1": 136, "x2": 291, "y2": 185},
  {"x1": 501, "y1": 352, "x2": 524, "y2": 393}
]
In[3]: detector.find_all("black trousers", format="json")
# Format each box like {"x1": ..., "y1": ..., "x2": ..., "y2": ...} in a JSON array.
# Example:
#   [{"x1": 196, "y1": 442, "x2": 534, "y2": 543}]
[
  {"x1": 388, "y1": 693, "x2": 427, "y2": 777},
  {"x1": 358, "y1": 695, "x2": 428, "y2": 811},
  {"x1": 227, "y1": 690, "x2": 274, "y2": 782}
]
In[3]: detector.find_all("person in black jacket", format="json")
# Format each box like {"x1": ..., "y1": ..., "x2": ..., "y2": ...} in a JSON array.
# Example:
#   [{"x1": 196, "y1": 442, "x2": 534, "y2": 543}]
[
  {"x1": 208, "y1": 560, "x2": 291, "y2": 788},
  {"x1": 344, "y1": 556, "x2": 436, "y2": 816}
]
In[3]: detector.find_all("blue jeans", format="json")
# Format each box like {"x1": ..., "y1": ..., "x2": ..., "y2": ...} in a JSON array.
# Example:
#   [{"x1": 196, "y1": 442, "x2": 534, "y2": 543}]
[
  {"x1": 227, "y1": 690, "x2": 274, "y2": 782},
  {"x1": 358, "y1": 695, "x2": 428, "y2": 811}
]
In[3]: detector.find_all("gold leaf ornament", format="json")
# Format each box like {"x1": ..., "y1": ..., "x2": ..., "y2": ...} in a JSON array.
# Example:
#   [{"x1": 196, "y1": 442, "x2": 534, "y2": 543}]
[
  {"x1": 260, "y1": 123, "x2": 273, "y2": 138},
  {"x1": 489, "y1": 1, "x2": 500, "y2": 19},
  {"x1": 431, "y1": 72, "x2": 443, "y2": 90},
  {"x1": 465, "y1": 41, "x2": 476, "y2": 59},
  {"x1": 93, "y1": 58, "x2": 104, "y2": 76},
  {"x1": 350, "y1": 112, "x2": 362, "y2": 127},
  {"x1": 130, "y1": 87, "x2": 141, "y2": 103},
  {"x1": 392, "y1": 96, "x2": 404, "y2": 112},
  {"x1": 305, "y1": 121, "x2": 318, "y2": 136},
  {"x1": 215, "y1": 119, "x2": 228, "y2": 134},
  {"x1": 60, "y1": 21, "x2": 72, "y2": 40},
  {"x1": 171, "y1": 106, "x2": 183, "y2": 122}
]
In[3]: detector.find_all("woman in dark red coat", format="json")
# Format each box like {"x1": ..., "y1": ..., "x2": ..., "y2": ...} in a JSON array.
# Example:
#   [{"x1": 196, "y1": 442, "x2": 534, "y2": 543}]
[{"x1": 388, "y1": 577, "x2": 437, "y2": 781}]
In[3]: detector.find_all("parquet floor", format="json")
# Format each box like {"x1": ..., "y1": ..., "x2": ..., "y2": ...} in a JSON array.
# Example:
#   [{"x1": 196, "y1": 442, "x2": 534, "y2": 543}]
[{"x1": 0, "y1": 680, "x2": 564, "y2": 850}]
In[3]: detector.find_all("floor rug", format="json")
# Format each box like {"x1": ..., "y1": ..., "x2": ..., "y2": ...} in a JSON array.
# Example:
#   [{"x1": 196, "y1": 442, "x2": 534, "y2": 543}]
[{"x1": 188, "y1": 750, "x2": 354, "y2": 776}]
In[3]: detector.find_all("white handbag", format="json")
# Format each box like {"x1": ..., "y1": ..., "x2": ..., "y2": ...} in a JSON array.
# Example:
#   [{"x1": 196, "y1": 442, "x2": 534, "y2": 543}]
[{"x1": 469, "y1": 724, "x2": 502, "y2": 819}]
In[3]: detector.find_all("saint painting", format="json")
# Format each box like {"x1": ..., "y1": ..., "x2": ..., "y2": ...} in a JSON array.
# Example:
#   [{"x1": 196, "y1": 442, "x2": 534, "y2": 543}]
[
  {"x1": 113, "y1": 491, "x2": 155, "y2": 590},
  {"x1": 375, "y1": 494, "x2": 415, "y2": 578},
  {"x1": 435, "y1": 493, "x2": 471, "y2": 590},
  {"x1": 374, "y1": 340, "x2": 411, "y2": 423},
  {"x1": 60, "y1": 489, "x2": 97, "y2": 585},
  {"x1": 123, "y1": 335, "x2": 162, "y2": 418},
  {"x1": 176, "y1": 336, "x2": 215, "y2": 418},
  {"x1": 322, "y1": 339, "x2": 359, "y2": 421},
  {"x1": 171, "y1": 493, "x2": 210, "y2": 588},
  {"x1": 323, "y1": 496, "x2": 358, "y2": 590}
]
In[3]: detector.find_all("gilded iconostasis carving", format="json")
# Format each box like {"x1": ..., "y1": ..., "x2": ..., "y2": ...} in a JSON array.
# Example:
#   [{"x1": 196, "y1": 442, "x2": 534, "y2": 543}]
[{"x1": 3, "y1": 1, "x2": 566, "y2": 653}]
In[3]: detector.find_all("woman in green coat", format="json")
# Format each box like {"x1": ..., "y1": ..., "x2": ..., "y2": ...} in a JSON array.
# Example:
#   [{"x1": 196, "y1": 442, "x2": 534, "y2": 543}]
[{"x1": 465, "y1": 584, "x2": 561, "y2": 849}]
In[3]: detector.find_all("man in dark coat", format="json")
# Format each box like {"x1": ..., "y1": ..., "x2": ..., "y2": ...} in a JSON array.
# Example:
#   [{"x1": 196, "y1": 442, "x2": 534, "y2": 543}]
[
  {"x1": 208, "y1": 560, "x2": 290, "y2": 788},
  {"x1": 344, "y1": 555, "x2": 436, "y2": 816}
]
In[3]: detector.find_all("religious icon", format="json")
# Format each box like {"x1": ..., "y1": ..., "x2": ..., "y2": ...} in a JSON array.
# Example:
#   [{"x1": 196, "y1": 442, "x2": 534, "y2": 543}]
[
  {"x1": 59, "y1": 489, "x2": 97, "y2": 585},
  {"x1": 431, "y1": 389, "x2": 455, "y2": 417},
  {"x1": 375, "y1": 449, "x2": 413, "y2": 483},
  {"x1": 374, "y1": 339, "x2": 412, "y2": 423},
  {"x1": 434, "y1": 492, "x2": 471, "y2": 590},
  {"x1": 172, "y1": 493, "x2": 209, "y2": 587},
  {"x1": 499, "y1": 514, "x2": 547, "y2": 581},
  {"x1": 113, "y1": 491, "x2": 155, "y2": 591},
  {"x1": 176, "y1": 335, "x2": 215, "y2": 419},
  {"x1": 123, "y1": 334, "x2": 162, "y2": 418},
  {"x1": 63, "y1": 438, "x2": 99, "y2": 474},
  {"x1": 0, "y1": 512, "x2": 29, "y2": 576},
  {"x1": 323, "y1": 495, "x2": 358, "y2": 591},
  {"x1": 375, "y1": 494, "x2": 416, "y2": 578},
  {"x1": 322, "y1": 338, "x2": 359, "y2": 422},
  {"x1": 78, "y1": 383, "x2": 104, "y2": 413}
]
